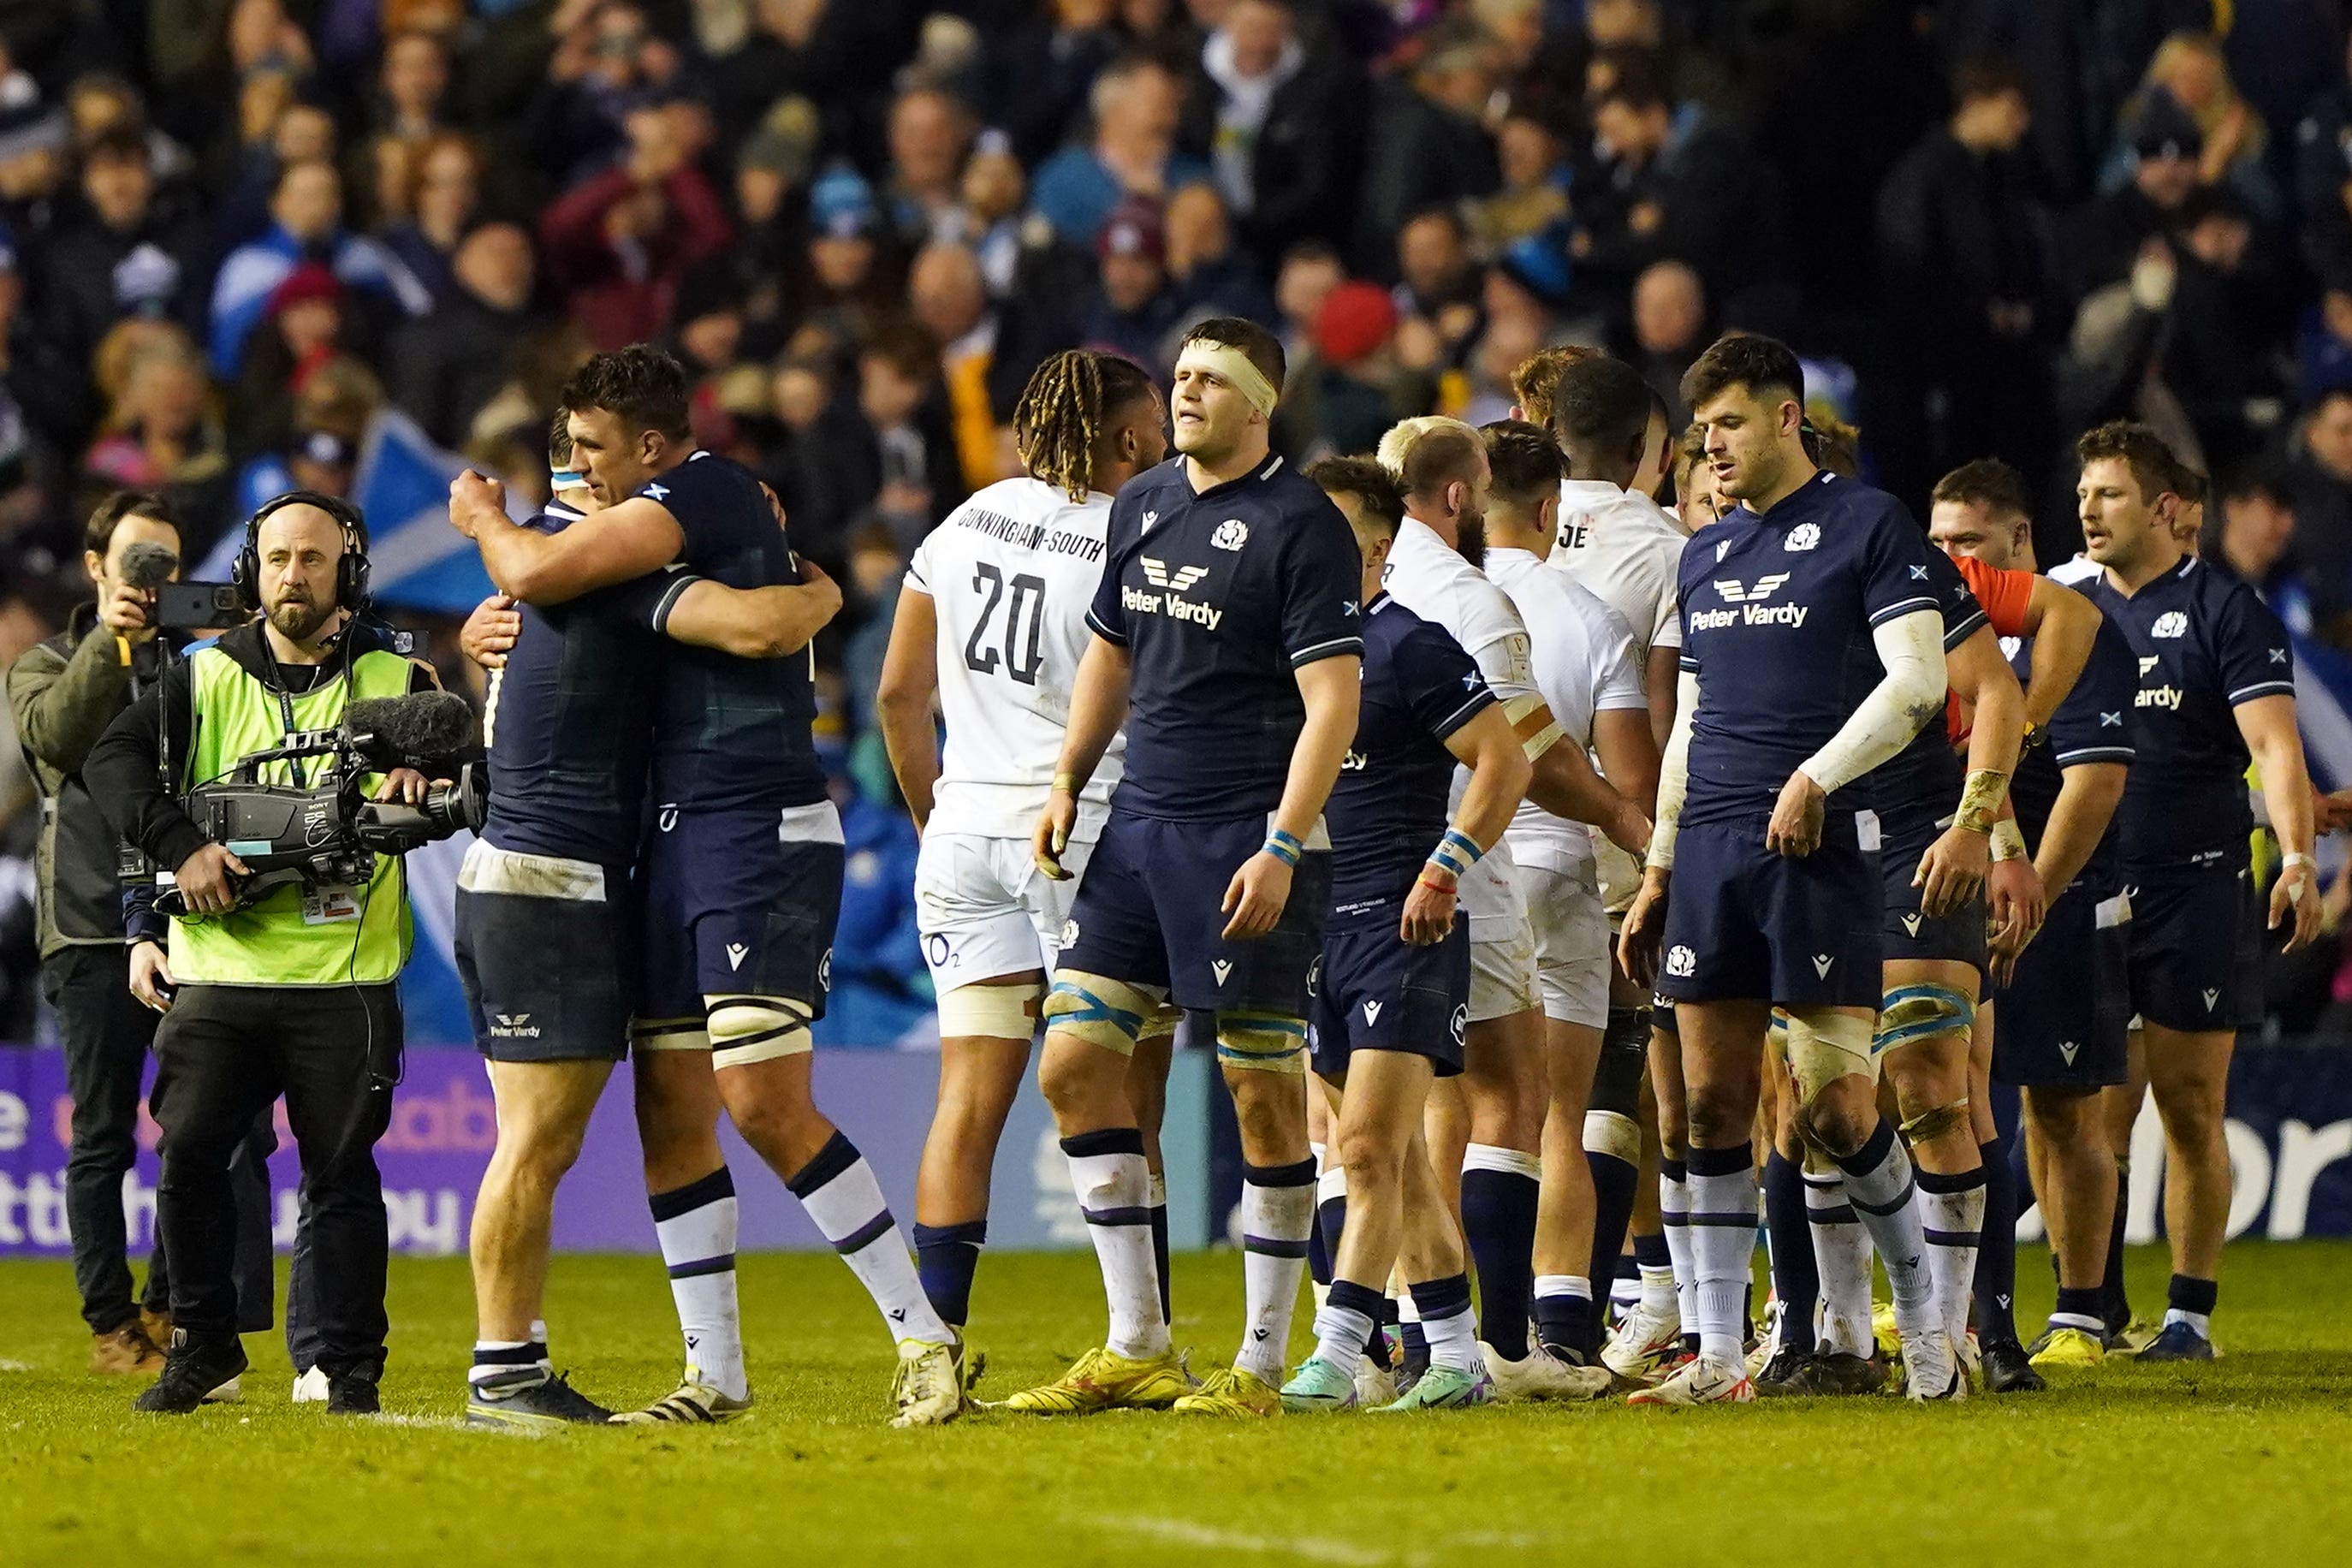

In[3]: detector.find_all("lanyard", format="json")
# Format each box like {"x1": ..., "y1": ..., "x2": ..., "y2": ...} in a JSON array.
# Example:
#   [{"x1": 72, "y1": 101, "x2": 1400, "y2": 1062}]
[{"x1": 266, "y1": 642, "x2": 350, "y2": 789}]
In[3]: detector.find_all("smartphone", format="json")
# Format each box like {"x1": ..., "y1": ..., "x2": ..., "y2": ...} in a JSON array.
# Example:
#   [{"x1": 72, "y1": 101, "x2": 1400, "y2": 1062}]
[{"x1": 152, "y1": 582, "x2": 246, "y2": 630}]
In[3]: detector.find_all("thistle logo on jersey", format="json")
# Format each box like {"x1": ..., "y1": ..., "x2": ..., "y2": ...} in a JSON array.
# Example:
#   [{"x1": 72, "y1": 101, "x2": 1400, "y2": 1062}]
[
  {"x1": 1211, "y1": 519, "x2": 1249, "y2": 551},
  {"x1": 1060, "y1": 918, "x2": 1079, "y2": 947},
  {"x1": 1141, "y1": 558, "x2": 1209, "y2": 591},
  {"x1": 2153, "y1": 611, "x2": 2189, "y2": 638},
  {"x1": 1784, "y1": 522, "x2": 1820, "y2": 552},
  {"x1": 1665, "y1": 944, "x2": 1696, "y2": 978}
]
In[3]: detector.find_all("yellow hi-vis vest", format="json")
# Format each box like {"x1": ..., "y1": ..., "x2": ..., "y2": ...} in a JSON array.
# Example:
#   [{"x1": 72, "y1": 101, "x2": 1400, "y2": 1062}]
[{"x1": 168, "y1": 642, "x2": 414, "y2": 985}]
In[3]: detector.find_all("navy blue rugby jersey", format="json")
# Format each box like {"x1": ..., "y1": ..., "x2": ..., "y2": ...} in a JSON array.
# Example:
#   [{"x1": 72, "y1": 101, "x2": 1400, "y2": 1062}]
[
  {"x1": 1675, "y1": 471, "x2": 1942, "y2": 829},
  {"x1": 1326, "y1": 594, "x2": 1497, "y2": 915},
  {"x1": 1084, "y1": 454, "x2": 1363, "y2": 822},
  {"x1": 633, "y1": 451, "x2": 827, "y2": 812},
  {"x1": 2076, "y1": 555, "x2": 2294, "y2": 866},
  {"x1": 2005, "y1": 613, "x2": 2136, "y2": 888},
  {"x1": 481, "y1": 500, "x2": 670, "y2": 864},
  {"x1": 1865, "y1": 546, "x2": 1990, "y2": 830}
]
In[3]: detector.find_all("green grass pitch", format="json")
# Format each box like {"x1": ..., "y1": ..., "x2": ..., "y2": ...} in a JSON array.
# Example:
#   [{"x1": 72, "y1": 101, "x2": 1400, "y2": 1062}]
[{"x1": 5, "y1": 1244, "x2": 2351, "y2": 1566}]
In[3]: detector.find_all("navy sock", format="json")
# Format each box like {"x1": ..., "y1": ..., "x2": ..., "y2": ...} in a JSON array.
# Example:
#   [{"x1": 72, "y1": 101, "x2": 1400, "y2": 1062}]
[
  {"x1": 1150, "y1": 1200, "x2": 1172, "y2": 1326},
  {"x1": 1307, "y1": 1213, "x2": 1332, "y2": 1286},
  {"x1": 1316, "y1": 1193, "x2": 1347, "y2": 1283},
  {"x1": 912, "y1": 1220, "x2": 987, "y2": 1328},
  {"x1": 2053, "y1": 1286, "x2": 2105, "y2": 1326},
  {"x1": 2103, "y1": 1161, "x2": 2132, "y2": 1331},
  {"x1": 1971, "y1": 1137, "x2": 2020, "y2": 1346},
  {"x1": 2167, "y1": 1274, "x2": 2218, "y2": 1318},
  {"x1": 1533, "y1": 1293, "x2": 1588, "y2": 1363},
  {"x1": 1400, "y1": 1318, "x2": 1430, "y2": 1378},
  {"x1": 1459, "y1": 1157, "x2": 1540, "y2": 1360},
  {"x1": 1585, "y1": 1151, "x2": 1639, "y2": 1355},
  {"x1": 1761, "y1": 1149, "x2": 1818, "y2": 1355}
]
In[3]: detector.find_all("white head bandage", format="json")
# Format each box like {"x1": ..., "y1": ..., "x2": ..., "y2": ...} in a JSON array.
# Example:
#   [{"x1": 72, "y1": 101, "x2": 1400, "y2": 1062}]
[{"x1": 1176, "y1": 339, "x2": 1280, "y2": 418}]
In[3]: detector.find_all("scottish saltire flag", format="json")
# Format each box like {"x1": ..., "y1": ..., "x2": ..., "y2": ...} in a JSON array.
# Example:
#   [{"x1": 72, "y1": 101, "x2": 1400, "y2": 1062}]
[
  {"x1": 2292, "y1": 633, "x2": 2352, "y2": 794},
  {"x1": 197, "y1": 410, "x2": 510, "y2": 611}
]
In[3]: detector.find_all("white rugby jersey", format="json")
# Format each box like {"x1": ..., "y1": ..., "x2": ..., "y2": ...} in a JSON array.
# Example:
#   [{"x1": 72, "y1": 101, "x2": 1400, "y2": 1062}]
[
  {"x1": 1550, "y1": 478, "x2": 1685, "y2": 660},
  {"x1": 1382, "y1": 516, "x2": 1555, "y2": 933},
  {"x1": 1485, "y1": 546, "x2": 1647, "y2": 873},
  {"x1": 905, "y1": 477, "x2": 1126, "y2": 840}
]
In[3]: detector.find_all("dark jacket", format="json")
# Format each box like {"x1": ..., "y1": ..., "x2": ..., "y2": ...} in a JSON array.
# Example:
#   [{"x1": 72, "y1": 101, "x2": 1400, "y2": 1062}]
[
  {"x1": 1352, "y1": 82, "x2": 1499, "y2": 278},
  {"x1": 1877, "y1": 128, "x2": 2050, "y2": 351},
  {"x1": 84, "y1": 618, "x2": 436, "y2": 884},
  {"x1": 36, "y1": 209, "x2": 207, "y2": 383},
  {"x1": 387, "y1": 293, "x2": 552, "y2": 450},
  {"x1": 1177, "y1": 48, "x2": 1356, "y2": 258},
  {"x1": 5, "y1": 604, "x2": 162, "y2": 954}
]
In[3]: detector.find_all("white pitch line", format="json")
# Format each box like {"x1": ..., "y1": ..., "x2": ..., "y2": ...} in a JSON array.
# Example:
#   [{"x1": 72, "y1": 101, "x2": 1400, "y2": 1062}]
[{"x1": 1102, "y1": 1514, "x2": 1393, "y2": 1566}]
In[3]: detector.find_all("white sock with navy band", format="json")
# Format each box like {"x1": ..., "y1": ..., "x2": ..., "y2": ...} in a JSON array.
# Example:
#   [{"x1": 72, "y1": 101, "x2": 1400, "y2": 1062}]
[
  {"x1": 1684, "y1": 1143, "x2": 1758, "y2": 1369},
  {"x1": 1238, "y1": 1159, "x2": 1318, "y2": 1384},
  {"x1": 1063, "y1": 1128, "x2": 1168, "y2": 1360},
  {"x1": 1806, "y1": 1166, "x2": 1875, "y2": 1358},
  {"x1": 650, "y1": 1167, "x2": 747, "y2": 1399},
  {"x1": 1916, "y1": 1164, "x2": 1987, "y2": 1349},
  {"x1": 787, "y1": 1131, "x2": 951, "y2": 1348},
  {"x1": 1836, "y1": 1119, "x2": 1933, "y2": 1333},
  {"x1": 1660, "y1": 1156, "x2": 1699, "y2": 1348}
]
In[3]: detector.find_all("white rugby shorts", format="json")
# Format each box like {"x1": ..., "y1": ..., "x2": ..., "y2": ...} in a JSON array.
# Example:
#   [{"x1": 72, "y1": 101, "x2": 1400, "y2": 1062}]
[
  {"x1": 1468, "y1": 918, "x2": 1541, "y2": 1024},
  {"x1": 912, "y1": 831, "x2": 1092, "y2": 993},
  {"x1": 1518, "y1": 859, "x2": 1611, "y2": 1028}
]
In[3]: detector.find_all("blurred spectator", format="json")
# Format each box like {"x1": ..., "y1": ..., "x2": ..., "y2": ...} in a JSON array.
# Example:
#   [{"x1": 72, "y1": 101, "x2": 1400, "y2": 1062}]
[
  {"x1": 754, "y1": 350, "x2": 870, "y2": 575},
  {"x1": 989, "y1": 0, "x2": 1125, "y2": 169},
  {"x1": 212, "y1": 94, "x2": 336, "y2": 256},
  {"x1": 886, "y1": 86, "x2": 977, "y2": 248},
  {"x1": 377, "y1": 132, "x2": 486, "y2": 306},
  {"x1": 234, "y1": 358, "x2": 380, "y2": 519},
  {"x1": 1392, "y1": 208, "x2": 1483, "y2": 374},
  {"x1": 1163, "y1": 183, "x2": 1274, "y2": 325},
  {"x1": 38, "y1": 128, "x2": 205, "y2": 403},
  {"x1": 389, "y1": 223, "x2": 548, "y2": 449},
  {"x1": 1577, "y1": 55, "x2": 1792, "y2": 323},
  {"x1": 1272, "y1": 239, "x2": 1343, "y2": 365},
  {"x1": 80, "y1": 326, "x2": 231, "y2": 539},
  {"x1": 794, "y1": 163, "x2": 899, "y2": 353},
  {"x1": 2290, "y1": 388, "x2": 2352, "y2": 638},
  {"x1": 1624, "y1": 258, "x2": 1706, "y2": 426},
  {"x1": 1177, "y1": 0, "x2": 1349, "y2": 261},
  {"x1": 2206, "y1": 465, "x2": 2318, "y2": 637},
  {"x1": 907, "y1": 240, "x2": 1066, "y2": 493},
  {"x1": 1030, "y1": 55, "x2": 1209, "y2": 247},
  {"x1": 1276, "y1": 277, "x2": 1428, "y2": 460},
  {"x1": 1466, "y1": 110, "x2": 1571, "y2": 258},
  {"x1": 373, "y1": 27, "x2": 452, "y2": 144},
  {"x1": 1354, "y1": 21, "x2": 1499, "y2": 277},
  {"x1": 2299, "y1": 276, "x2": 2352, "y2": 407},
  {"x1": 852, "y1": 320, "x2": 962, "y2": 551},
  {"x1": 2103, "y1": 32, "x2": 2280, "y2": 221},
  {"x1": 2061, "y1": 88, "x2": 2208, "y2": 302},
  {"x1": 1878, "y1": 55, "x2": 2051, "y2": 495},
  {"x1": 939, "y1": 128, "x2": 1036, "y2": 300},
  {"x1": 532, "y1": 0, "x2": 676, "y2": 187},
  {"x1": 1078, "y1": 196, "x2": 1180, "y2": 376},
  {"x1": 208, "y1": 157, "x2": 430, "y2": 377},
  {"x1": 539, "y1": 106, "x2": 733, "y2": 351}
]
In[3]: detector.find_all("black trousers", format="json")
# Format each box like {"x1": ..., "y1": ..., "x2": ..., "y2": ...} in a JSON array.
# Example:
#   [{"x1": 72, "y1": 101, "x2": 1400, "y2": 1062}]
[
  {"x1": 46, "y1": 947, "x2": 284, "y2": 1335},
  {"x1": 151, "y1": 982, "x2": 400, "y2": 1381}
]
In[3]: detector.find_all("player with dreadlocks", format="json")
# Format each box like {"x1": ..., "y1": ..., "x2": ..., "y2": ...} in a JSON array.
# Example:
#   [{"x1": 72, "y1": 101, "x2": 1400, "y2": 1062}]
[{"x1": 877, "y1": 351, "x2": 1176, "y2": 1369}]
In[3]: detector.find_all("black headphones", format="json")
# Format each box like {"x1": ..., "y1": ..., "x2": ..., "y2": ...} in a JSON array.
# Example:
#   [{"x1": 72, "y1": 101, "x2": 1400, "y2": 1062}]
[{"x1": 234, "y1": 490, "x2": 371, "y2": 614}]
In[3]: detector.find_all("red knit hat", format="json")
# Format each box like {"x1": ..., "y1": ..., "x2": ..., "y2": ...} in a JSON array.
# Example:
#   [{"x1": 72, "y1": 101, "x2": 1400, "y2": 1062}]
[
  {"x1": 269, "y1": 261, "x2": 343, "y2": 316},
  {"x1": 1313, "y1": 280, "x2": 1397, "y2": 367}
]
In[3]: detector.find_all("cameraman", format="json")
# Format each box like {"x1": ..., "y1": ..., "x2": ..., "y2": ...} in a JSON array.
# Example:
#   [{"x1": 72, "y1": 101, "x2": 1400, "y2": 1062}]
[{"x1": 86, "y1": 493, "x2": 437, "y2": 1416}]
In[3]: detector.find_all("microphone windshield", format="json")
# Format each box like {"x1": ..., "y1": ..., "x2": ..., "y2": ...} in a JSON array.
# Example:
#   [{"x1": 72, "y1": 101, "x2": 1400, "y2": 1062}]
[
  {"x1": 120, "y1": 541, "x2": 180, "y2": 591},
  {"x1": 345, "y1": 691, "x2": 478, "y2": 761}
]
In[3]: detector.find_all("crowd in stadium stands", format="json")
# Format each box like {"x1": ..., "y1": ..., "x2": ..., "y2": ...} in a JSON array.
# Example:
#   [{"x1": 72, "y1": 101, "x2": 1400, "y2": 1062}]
[{"x1": 6, "y1": 0, "x2": 2352, "y2": 1039}]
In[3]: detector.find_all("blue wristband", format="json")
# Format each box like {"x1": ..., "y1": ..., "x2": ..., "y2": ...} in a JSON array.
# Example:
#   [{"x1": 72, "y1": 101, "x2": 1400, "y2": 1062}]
[
  {"x1": 1427, "y1": 828, "x2": 1484, "y2": 879},
  {"x1": 1263, "y1": 829, "x2": 1304, "y2": 867}
]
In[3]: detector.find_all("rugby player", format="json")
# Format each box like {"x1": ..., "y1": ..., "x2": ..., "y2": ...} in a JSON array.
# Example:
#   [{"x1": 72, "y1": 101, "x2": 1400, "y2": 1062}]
[
  {"x1": 1007, "y1": 318, "x2": 1363, "y2": 1418},
  {"x1": 450, "y1": 421, "x2": 843, "y2": 1428},
  {"x1": 873, "y1": 351, "x2": 1176, "y2": 1348},
  {"x1": 1478, "y1": 419, "x2": 1660, "y2": 1377},
  {"x1": 1280, "y1": 458, "x2": 1531, "y2": 1411},
  {"x1": 2063, "y1": 423, "x2": 2321, "y2": 1360},
  {"x1": 1620, "y1": 333, "x2": 1953, "y2": 1405},
  {"x1": 1541, "y1": 355, "x2": 1693, "y2": 1382},
  {"x1": 1374, "y1": 415, "x2": 1649, "y2": 1401},
  {"x1": 1928, "y1": 458, "x2": 2136, "y2": 1381},
  {"x1": 454, "y1": 347, "x2": 962, "y2": 1428}
]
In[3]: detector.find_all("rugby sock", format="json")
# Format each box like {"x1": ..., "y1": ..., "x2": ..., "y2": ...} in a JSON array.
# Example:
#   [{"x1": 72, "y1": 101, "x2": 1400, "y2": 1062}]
[
  {"x1": 2164, "y1": 1274, "x2": 2218, "y2": 1340},
  {"x1": 1634, "y1": 1232, "x2": 1676, "y2": 1320},
  {"x1": 1684, "y1": 1143, "x2": 1757, "y2": 1367},
  {"x1": 1972, "y1": 1136, "x2": 2022, "y2": 1347},
  {"x1": 2050, "y1": 1286, "x2": 2106, "y2": 1336},
  {"x1": 1835, "y1": 1120, "x2": 1933, "y2": 1330},
  {"x1": 1411, "y1": 1273, "x2": 1479, "y2": 1374},
  {"x1": 1149, "y1": 1171, "x2": 1172, "y2": 1327},
  {"x1": 1916, "y1": 1164, "x2": 1987, "y2": 1349},
  {"x1": 788, "y1": 1132, "x2": 951, "y2": 1347},
  {"x1": 1533, "y1": 1275, "x2": 1595, "y2": 1363},
  {"x1": 1583, "y1": 1125, "x2": 1640, "y2": 1351},
  {"x1": 2103, "y1": 1155, "x2": 2134, "y2": 1332},
  {"x1": 1237, "y1": 1159, "x2": 1317, "y2": 1383},
  {"x1": 1460, "y1": 1143, "x2": 1540, "y2": 1359},
  {"x1": 1806, "y1": 1166, "x2": 1875, "y2": 1358},
  {"x1": 1396, "y1": 1292, "x2": 1430, "y2": 1380},
  {"x1": 1061, "y1": 1129, "x2": 1168, "y2": 1359},
  {"x1": 1659, "y1": 1156, "x2": 1699, "y2": 1352},
  {"x1": 468, "y1": 1335, "x2": 549, "y2": 1390},
  {"x1": 1308, "y1": 1144, "x2": 1337, "y2": 1292},
  {"x1": 1761, "y1": 1149, "x2": 1818, "y2": 1355},
  {"x1": 650, "y1": 1167, "x2": 747, "y2": 1400},
  {"x1": 1313, "y1": 1279, "x2": 1385, "y2": 1374},
  {"x1": 912, "y1": 1220, "x2": 987, "y2": 1329},
  {"x1": 1612, "y1": 1250, "x2": 1642, "y2": 1316}
]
